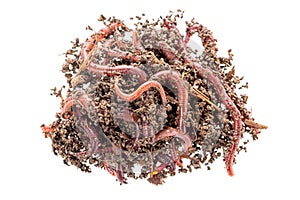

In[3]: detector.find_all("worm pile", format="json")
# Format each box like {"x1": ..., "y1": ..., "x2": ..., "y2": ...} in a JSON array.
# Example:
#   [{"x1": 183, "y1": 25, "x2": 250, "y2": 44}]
[{"x1": 41, "y1": 11, "x2": 267, "y2": 185}]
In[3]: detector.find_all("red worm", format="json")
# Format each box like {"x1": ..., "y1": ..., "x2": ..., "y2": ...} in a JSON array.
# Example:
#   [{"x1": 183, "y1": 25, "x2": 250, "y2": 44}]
[
  {"x1": 132, "y1": 31, "x2": 145, "y2": 52},
  {"x1": 101, "y1": 31, "x2": 145, "y2": 63},
  {"x1": 163, "y1": 20, "x2": 242, "y2": 176},
  {"x1": 184, "y1": 23, "x2": 217, "y2": 51},
  {"x1": 61, "y1": 90, "x2": 97, "y2": 119},
  {"x1": 104, "y1": 48, "x2": 144, "y2": 63},
  {"x1": 87, "y1": 64, "x2": 147, "y2": 83},
  {"x1": 61, "y1": 96, "x2": 74, "y2": 118},
  {"x1": 103, "y1": 162, "x2": 125, "y2": 184},
  {"x1": 188, "y1": 61, "x2": 242, "y2": 176},
  {"x1": 41, "y1": 125, "x2": 54, "y2": 134},
  {"x1": 80, "y1": 22, "x2": 127, "y2": 61},
  {"x1": 155, "y1": 153, "x2": 176, "y2": 172},
  {"x1": 170, "y1": 142, "x2": 183, "y2": 168},
  {"x1": 41, "y1": 125, "x2": 55, "y2": 138},
  {"x1": 155, "y1": 127, "x2": 192, "y2": 153},
  {"x1": 101, "y1": 36, "x2": 144, "y2": 63},
  {"x1": 114, "y1": 79, "x2": 167, "y2": 106},
  {"x1": 103, "y1": 161, "x2": 116, "y2": 176},
  {"x1": 158, "y1": 42, "x2": 181, "y2": 64},
  {"x1": 141, "y1": 120, "x2": 154, "y2": 142},
  {"x1": 163, "y1": 19, "x2": 186, "y2": 53},
  {"x1": 78, "y1": 118, "x2": 99, "y2": 155},
  {"x1": 116, "y1": 164, "x2": 125, "y2": 184},
  {"x1": 151, "y1": 70, "x2": 188, "y2": 133}
]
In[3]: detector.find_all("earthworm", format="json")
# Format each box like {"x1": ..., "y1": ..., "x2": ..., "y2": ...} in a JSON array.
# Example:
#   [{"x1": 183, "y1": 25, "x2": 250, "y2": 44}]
[
  {"x1": 116, "y1": 164, "x2": 125, "y2": 184},
  {"x1": 78, "y1": 118, "x2": 99, "y2": 155},
  {"x1": 188, "y1": 61, "x2": 242, "y2": 176},
  {"x1": 151, "y1": 70, "x2": 188, "y2": 133},
  {"x1": 170, "y1": 142, "x2": 183, "y2": 168},
  {"x1": 162, "y1": 20, "x2": 242, "y2": 176},
  {"x1": 87, "y1": 64, "x2": 148, "y2": 83},
  {"x1": 158, "y1": 42, "x2": 181, "y2": 64},
  {"x1": 132, "y1": 31, "x2": 145, "y2": 52},
  {"x1": 103, "y1": 161, "x2": 116, "y2": 176},
  {"x1": 62, "y1": 89, "x2": 99, "y2": 120},
  {"x1": 184, "y1": 23, "x2": 217, "y2": 51},
  {"x1": 101, "y1": 31, "x2": 145, "y2": 63},
  {"x1": 41, "y1": 125, "x2": 55, "y2": 138},
  {"x1": 61, "y1": 96, "x2": 74, "y2": 118},
  {"x1": 155, "y1": 153, "x2": 176, "y2": 172},
  {"x1": 155, "y1": 127, "x2": 192, "y2": 153},
  {"x1": 61, "y1": 90, "x2": 94, "y2": 118},
  {"x1": 80, "y1": 22, "x2": 127, "y2": 61},
  {"x1": 114, "y1": 79, "x2": 167, "y2": 106},
  {"x1": 141, "y1": 119, "x2": 154, "y2": 141},
  {"x1": 104, "y1": 46, "x2": 145, "y2": 62},
  {"x1": 163, "y1": 19, "x2": 186, "y2": 53},
  {"x1": 103, "y1": 162, "x2": 125, "y2": 184}
]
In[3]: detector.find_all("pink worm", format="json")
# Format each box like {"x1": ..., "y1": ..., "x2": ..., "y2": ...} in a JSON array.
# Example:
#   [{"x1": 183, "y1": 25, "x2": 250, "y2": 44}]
[
  {"x1": 155, "y1": 127, "x2": 192, "y2": 153},
  {"x1": 151, "y1": 70, "x2": 188, "y2": 133},
  {"x1": 163, "y1": 19, "x2": 242, "y2": 176},
  {"x1": 87, "y1": 64, "x2": 148, "y2": 83},
  {"x1": 80, "y1": 22, "x2": 127, "y2": 61},
  {"x1": 114, "y1": 79, "x2": 167, "y2": 106}
]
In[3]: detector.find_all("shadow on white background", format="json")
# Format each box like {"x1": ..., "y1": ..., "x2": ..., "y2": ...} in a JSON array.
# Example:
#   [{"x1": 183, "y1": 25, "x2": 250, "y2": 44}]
[{"x1": 0, "y1": 0, "x2": 299, "y2": 199}]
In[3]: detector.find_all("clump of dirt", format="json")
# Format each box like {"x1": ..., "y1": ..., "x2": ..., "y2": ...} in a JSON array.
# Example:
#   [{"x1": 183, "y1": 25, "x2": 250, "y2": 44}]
[{"x1": 41, "y1": 10, "x2": 267, "y2": 185}]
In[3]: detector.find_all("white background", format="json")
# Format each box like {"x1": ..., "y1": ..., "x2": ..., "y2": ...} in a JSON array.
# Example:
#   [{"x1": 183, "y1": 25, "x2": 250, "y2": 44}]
[{"x1": 1, "y1": 0, "x2": 299, "y2": 199}]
